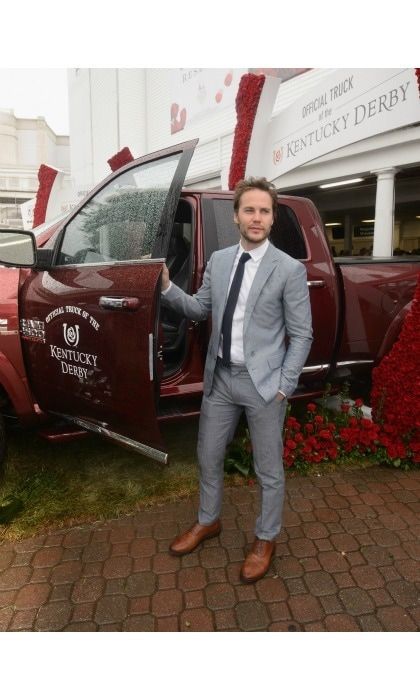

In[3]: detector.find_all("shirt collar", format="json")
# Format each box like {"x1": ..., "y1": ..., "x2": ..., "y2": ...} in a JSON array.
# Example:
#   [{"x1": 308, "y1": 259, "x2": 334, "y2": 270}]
[{"x1": 238, "y1": 238, "x2": 269, "y2": 262}]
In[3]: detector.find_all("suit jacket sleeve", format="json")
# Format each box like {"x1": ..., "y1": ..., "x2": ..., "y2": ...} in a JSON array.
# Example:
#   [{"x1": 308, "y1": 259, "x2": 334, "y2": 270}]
[
  {"x1": 161, "y1": 253, "x2": 214, "y2": 321},
  {"x1": 279, "y1": 261, "x2": 313, "y2": 397}
]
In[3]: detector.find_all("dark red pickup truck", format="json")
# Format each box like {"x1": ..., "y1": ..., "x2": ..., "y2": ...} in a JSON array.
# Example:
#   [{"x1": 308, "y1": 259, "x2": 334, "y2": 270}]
[{"x1": 0, "y1": 139, "x2": 419, "y2": 468}]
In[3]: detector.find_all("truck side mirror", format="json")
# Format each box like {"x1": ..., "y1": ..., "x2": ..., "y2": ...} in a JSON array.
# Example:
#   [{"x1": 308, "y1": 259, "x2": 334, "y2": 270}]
[{"x1": 0, "y1": 229, "x2": 36, "y2": 267}]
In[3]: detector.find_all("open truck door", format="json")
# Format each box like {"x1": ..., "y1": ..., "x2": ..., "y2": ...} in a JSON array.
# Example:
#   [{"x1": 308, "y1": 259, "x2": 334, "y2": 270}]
[{"x1": 18, "y1": 140, "x2": 198, "y2": 464}]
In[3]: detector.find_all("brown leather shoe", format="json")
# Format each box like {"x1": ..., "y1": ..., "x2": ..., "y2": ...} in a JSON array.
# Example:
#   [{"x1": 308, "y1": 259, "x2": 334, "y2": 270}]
[
  {"x1": 169, "y1": 520, "x2": 221, "y2": 556},
  {"x1": 240, "y1": 538, "x2": 275, "y2": 583}
]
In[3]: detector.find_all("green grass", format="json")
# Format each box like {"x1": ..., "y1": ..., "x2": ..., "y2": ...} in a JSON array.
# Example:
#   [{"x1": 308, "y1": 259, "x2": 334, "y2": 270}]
[
  {"x1": 0, "y1": 418, "x2": 214, "y2": 540},
  {"x1": 0, "y1": 406, "x2": 399, "y2": 541}
]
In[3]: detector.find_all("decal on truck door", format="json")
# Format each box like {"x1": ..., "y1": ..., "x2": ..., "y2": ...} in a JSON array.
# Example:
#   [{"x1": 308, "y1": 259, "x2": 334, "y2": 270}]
[
  {"x1": 45, "y1": 305, "x2": 101, "y2": 330},
  {"x1": 45, "y1": 305, "x2": 101, "y2": 382},
  {"x1": 63, "y1": 323, "x2": 80, "y2": 347},
  {"x1": 20, "y1": 319, "x2": 46, "y2": 343}
]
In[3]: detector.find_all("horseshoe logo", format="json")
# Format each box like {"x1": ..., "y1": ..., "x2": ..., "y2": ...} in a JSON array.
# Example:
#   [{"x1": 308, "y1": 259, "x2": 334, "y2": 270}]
[{"x1": 63, "y1": 323, "x2": 80, "y2": 347}]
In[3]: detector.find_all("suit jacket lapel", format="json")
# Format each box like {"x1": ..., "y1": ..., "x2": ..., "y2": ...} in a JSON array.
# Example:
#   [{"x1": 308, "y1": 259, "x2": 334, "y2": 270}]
[{"x1": 243, "y1": 243, "x2": 278, "y2": 335}]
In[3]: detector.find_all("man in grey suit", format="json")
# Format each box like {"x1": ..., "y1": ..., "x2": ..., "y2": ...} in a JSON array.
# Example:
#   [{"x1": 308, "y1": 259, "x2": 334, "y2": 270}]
[{"x1": 161, "y1": 177, "x2": 313, "y2": 583}]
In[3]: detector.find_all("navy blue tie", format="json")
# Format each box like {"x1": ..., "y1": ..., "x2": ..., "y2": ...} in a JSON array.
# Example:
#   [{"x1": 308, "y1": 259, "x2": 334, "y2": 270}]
[{"x1": 221, "y1": 252, "x2": 251, "y2": 366}]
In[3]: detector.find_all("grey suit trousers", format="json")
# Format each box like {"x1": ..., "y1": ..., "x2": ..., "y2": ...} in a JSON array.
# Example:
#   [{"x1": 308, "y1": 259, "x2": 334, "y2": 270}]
[{"x1": 198, "y1": 360, "x2": 288, "y2": 541}]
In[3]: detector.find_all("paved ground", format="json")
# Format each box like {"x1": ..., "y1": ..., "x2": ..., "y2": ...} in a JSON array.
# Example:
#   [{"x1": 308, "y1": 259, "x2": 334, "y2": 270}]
[{"x1": 0, "y1": 466, "x2": 419, "y2": 632}]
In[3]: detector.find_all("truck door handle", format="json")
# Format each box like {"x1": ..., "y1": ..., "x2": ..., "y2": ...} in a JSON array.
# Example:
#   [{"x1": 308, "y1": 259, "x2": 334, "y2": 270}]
[
  {"x1": 307, "y1": 280, "x2": 326, "y2": 288},
  {"x1": 99, "y1": 296, "x2": 140, "y2": 310}
]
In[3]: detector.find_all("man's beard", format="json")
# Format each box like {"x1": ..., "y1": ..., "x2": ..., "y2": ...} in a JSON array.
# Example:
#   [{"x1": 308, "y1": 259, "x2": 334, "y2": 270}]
[{"x1": 238, "y1": 226, "x2": 271, "y2": 244}]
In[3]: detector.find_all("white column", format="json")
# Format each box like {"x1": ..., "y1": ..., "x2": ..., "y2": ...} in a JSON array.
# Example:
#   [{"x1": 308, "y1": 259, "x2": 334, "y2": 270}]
[{"x1": 372, "y1": 168, "x2": 398, "y2": 257}]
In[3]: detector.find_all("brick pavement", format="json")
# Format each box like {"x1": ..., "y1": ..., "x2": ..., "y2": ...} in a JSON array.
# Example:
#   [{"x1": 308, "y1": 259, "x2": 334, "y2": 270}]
[{"x1": 0, "y1": 466, "x2": 419, "y2": 632}]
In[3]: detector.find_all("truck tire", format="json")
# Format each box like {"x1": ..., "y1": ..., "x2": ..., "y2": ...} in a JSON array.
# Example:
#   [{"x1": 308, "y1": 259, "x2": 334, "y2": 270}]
[{"x1": 0, "y1": 415, "x2": 6, "y2": 483}]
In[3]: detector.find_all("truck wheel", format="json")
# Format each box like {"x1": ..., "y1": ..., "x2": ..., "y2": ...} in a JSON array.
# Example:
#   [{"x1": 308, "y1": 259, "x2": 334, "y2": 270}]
[{"x1": 0, "y1": 416, "x2": 6, "y2": 483}]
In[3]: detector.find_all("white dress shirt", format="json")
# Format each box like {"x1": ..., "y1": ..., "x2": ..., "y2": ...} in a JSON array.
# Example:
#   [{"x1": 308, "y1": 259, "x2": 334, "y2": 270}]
[{"x1": 218, "y1": 239, "x2": 269, "y2": 364}]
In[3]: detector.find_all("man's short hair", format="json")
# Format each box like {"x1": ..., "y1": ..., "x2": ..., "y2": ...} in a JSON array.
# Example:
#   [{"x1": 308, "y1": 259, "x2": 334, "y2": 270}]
[{"x1": 233, "y1": 177, "x2": 278, "y2": 217}]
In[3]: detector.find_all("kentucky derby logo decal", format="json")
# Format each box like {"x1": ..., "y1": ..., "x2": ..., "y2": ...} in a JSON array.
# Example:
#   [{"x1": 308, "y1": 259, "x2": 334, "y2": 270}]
[
  {"x1": 63, "y1": 323, "x2": 80, "y2": 347},
  {"x1": 45, "y1": 308, "x2": 101, "y2": 381},
  {"x1": 273, "y1": 147, "x2": 284, "y2": 165}
]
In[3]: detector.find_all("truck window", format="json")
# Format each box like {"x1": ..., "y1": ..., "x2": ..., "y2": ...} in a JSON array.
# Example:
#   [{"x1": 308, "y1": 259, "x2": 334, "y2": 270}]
[
  {"x1": 270, "y1": 204, "x2": 308, "y2": 260},
  {"x1": 202, "y1": 198, "x2": 307, "y2": 260},
  {"x1": 56, "y1": 155, "x2": 182, "y2": 265}
]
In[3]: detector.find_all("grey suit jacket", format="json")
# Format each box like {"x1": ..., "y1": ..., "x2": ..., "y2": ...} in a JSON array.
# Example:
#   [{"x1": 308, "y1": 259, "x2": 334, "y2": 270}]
[{"x1": 162, "y1": 242, "x2": 313, "y2": 402}]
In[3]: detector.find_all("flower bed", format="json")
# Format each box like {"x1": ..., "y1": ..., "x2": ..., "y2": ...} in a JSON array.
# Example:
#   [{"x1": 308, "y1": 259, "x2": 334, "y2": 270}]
[
  {"x1": 283, "y1": 398, "x2": 418, "y2": 472},
  {"x1": 225, "y1": 395, "x2": 418, "y2": 477}
]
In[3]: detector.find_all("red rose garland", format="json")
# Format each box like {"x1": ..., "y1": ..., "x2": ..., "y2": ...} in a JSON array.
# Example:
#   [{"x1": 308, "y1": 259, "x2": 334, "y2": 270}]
[
  {"x1": 228, "y1": 73, "x2": 266, "y2": 190},
  {"x1": 32, "y1": 164, "x2": 59, "y2": 227},
  {"x1": 415, "y1": 68, "x2": 420, "y2": 96},
  {"x1": 107, "y1": 147, "x2": 134, "y2": 172},
  {"x1": 371, "y1": 272, "x2": 420, "y2": 463}
]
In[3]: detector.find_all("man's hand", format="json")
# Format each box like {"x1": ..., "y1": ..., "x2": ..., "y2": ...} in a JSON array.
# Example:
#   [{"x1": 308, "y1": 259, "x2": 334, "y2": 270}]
[{"x1": 161, "y1": 263, "x2": 170, "y2": 291}]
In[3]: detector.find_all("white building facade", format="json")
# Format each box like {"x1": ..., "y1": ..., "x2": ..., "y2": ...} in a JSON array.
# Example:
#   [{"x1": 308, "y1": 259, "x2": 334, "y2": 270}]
[
  {"x1": 68, "y1": 67, "x2": 247, "y2": 196},
  {"x1": 0, "y1": 109, "x2": 70, "y2": 228}
]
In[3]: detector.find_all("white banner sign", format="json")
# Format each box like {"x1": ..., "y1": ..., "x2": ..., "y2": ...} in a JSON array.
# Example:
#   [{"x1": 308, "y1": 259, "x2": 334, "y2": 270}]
[
  {"x1": 263, "y1": 68, "x2": 420, "y2": 179},
  {"x1": 170, "y1": 68, "x2": 245, "y2": 134}
]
